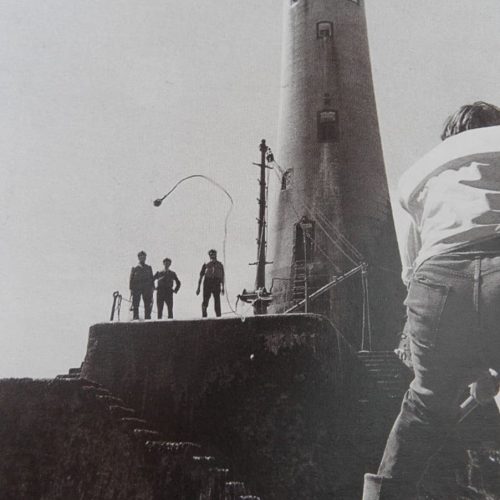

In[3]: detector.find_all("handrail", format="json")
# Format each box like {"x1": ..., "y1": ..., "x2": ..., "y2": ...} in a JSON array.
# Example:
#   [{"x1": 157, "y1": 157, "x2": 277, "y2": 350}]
[{"x1": 284, "y1": 265, "x2": 363, "y2": 314}]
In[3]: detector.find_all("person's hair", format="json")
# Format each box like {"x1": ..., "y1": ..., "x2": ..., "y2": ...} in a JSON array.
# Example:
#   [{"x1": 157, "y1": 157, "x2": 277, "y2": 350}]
[
  {"x1": 138, "y1": 251, "x2": 146, "y2": 257},
  {"x1": 163, "y1": 258, "x2": 171, "y2": 264},
  {"x1": 441, "y1": 101, "x2": 500, "y2": 141},
  {"x1": 208, "y1": 249, "x2": 217, "y2": 255}
]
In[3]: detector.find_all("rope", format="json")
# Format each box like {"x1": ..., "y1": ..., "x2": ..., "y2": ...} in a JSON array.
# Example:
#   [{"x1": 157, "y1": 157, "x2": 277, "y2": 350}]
[
  {"x1": 155, "y1": 174, "x2": 245, "y2": 320},
  {"x1": 309, "y1": 204, "x2": 364, "y2": 261},
  {"x1": 303, "y1": 202, "x2": 360, "y2": 265},
  {"x1": 271, "y1": 158, "x2": 360, "y2": 266},
  {"x1": 360, "y1": 267, "x2": 373, "y2": 351},
  {"x1": 280, "y1": 179, "x2": 344, "y2": 273}
]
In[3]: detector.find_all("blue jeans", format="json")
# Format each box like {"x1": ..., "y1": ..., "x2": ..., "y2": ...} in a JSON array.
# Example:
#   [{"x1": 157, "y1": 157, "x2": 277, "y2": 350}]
[{"x1": 363, "y1": 251, "x2": 500, "y2": 499}]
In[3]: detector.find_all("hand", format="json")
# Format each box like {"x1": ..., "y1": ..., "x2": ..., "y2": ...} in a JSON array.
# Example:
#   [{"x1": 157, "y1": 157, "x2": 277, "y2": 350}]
[
  {"x1": 221, "y1": 288, "x2": 225, "y2": 296},
  {"x1": 470, "y1": 371, "x2": 500, "y2": 405},
  {"x1": 196, "y1": 288, "x2": 200, "y2": 296}
]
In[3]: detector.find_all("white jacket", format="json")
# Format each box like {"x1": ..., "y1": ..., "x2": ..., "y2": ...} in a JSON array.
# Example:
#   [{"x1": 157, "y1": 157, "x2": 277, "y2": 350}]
[{"x1": 398, "y1": 125, "x2": 500, "y2": 284}]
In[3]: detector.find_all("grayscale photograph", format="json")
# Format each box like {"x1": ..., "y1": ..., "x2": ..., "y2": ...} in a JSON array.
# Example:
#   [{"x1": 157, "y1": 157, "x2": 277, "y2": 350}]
[{"x1": 1, "y1": 1, "x2": 500, "y2": 498}]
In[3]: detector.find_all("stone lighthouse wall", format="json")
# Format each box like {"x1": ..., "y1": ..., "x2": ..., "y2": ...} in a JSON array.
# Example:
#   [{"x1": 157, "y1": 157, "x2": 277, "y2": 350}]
[{"x1": 268, "y1": 0, "x2": 404, "y2": 349}]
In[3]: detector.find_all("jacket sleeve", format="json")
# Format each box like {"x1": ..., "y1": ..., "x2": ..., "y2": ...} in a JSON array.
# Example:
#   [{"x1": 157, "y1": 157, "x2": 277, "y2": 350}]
[
  {"x1": 199, "y1": 264, "x2": 206, "y2": 278},
  {"x1": 129, "y1": 267, "x2": 135, "y2": 290},
  {"x1": 174, "y1": 273, "x2": 181, "y2": 292},
  {"x1": 401, "y1": 217, "x2": 421, "y2": 286}
]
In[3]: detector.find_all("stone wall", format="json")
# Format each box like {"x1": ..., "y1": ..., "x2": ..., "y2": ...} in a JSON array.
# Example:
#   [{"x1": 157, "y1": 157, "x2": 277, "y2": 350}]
[
  {"x1": 0, "y1": 378, "x2": 158, "y2": 499},
  {"x1": 81, "y1": 314, "x2": 369, "y2": 499},
  {"x1": 0, "y1": 378, "x2": 257, "y2": 499},
  {"x1": 3, "y1": 313, "x2": 496, "y2": 498}
]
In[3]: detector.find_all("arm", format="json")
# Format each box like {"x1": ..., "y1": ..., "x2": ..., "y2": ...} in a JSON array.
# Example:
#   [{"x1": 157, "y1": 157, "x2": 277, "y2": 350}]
[
  {"x1": 148, "y1": 265, "x2": 154, "y2": 290},
  {"x1": 174, "y1": 273, "x2": 181, "y2": 293},
  {"x1": 196, "y1": 264, "x2": 206, "y2": 295},
  {"x1": 152, "y1": 271, "x2": 160, "y2": 291},
  {"x1": 129, "y1": 267, "x2": 135, "y2": 291},
  {"x1": 220, "y1": 264, "x2": 225, "y2": 295},
  {"x1": 400, "y1": 216, "x2": 421, "y2": 286}
]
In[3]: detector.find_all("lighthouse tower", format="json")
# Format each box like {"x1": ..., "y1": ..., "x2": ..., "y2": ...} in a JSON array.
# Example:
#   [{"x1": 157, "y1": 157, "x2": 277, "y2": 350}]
[{"x1": 268, "y1": 0, "x2": 403, "y2": 349}]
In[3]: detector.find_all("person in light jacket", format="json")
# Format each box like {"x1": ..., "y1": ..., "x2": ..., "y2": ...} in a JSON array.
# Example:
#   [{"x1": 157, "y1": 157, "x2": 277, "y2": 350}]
[{"x1": 363, "y1": 102, "x2": 500, "y2": 499}]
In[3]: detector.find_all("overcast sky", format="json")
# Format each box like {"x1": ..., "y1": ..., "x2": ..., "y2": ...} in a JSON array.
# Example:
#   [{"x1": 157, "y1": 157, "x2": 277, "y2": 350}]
[{"x1": 1, "y1": 1, "x2": 500, "y2": 378}]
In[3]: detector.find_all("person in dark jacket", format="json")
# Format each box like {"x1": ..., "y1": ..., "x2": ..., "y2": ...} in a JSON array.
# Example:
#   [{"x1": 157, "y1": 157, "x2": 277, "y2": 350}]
[
  {"x1": 196, "y1": 249, "x2": 224, "y2": 317},
  {"x1": 154, "y1": 258, "x2": 181, "y2": 319},
  {"x1": 129, "y1": 251, "x2": 154, "y2": 320}
]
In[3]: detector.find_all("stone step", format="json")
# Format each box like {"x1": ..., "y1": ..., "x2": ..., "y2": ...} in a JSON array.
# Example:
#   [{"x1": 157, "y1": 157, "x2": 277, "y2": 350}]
[
  {"x1": 363, "y1": 368, "x2": 410, "y2": 376},
  {"x1": 372, "y1": 380, "x2": 406, "y2": 388},
  {"x1": 51, "y1": 377, "x2": 99, "y2": 388},
  {"x1": 369, "y1": 381, "x2": 407, "y2": 390},
  {"x1": 133, "y1": 429, "x2": 161, "y2": 441},
  {"x1": 360, "y1": 355, "x2": 404, "y2": 361},
  {"x1": 357, "y1": 350, "x2": 400, "y2": 358},
  {"x1": 362, "y1": 360, "x2": 407, "y2": 367},
  {"x1": 358, "y1": 350, "x2": 410, "y2": 402},
  {"x1": 81, "y1": 386, "x2": 110, "y2": 396},
  {"x1": 146, "y1": 441, "x2": 202, "y2": 456},
  {"x1": 360, "y1": 354, "x2": 404, "y2": 361},
  {"x1": 96, "y1": 395, "x2": 125, "y2": 406},
  {"x1": 108, "y1": 405, "x2": 136, "y2": 419},
  {"x1": 119, "y1": 417, "x2": 151, "y2": 431},
  {"x1": 192, "y1": 455, "x2": 216, "y2": 466},
  {"x1": 225, "y1": 481, "x2": 247, "y2": 499},
  {"x1": 55, "y1": 373, "x2": 79, "y2": 380},
  {"x1": 204, "y1": 467, "x2": 230, "y2": 500},
  {"x1": 362, "y1": 365, "x2": 406, "y2": 373}
]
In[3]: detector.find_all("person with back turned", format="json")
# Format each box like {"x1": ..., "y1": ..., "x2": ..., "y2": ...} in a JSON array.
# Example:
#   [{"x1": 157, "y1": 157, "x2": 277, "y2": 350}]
[
  {"x1": 362, "y1": 102, "x2": 500, "y2": 499},
  {"x1": 196, "y1": 249, "x2": 224, "y2": 317},
  {"x1": 154, "y1": 258, "x2": 181, "y2": 319},
  {"x1": 129, "y1": 251, "x2": 154, "y2": 320}
]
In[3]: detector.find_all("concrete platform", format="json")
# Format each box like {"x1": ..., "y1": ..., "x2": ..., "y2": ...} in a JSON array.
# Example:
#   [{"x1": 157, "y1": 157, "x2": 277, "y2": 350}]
[{"x1": 81, "y1": 314, "x2": 368, "y2": 499}]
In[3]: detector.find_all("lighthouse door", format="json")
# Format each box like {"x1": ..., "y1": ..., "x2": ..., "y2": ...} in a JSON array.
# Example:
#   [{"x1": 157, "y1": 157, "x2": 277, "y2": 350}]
[{"x1": 294, "y1": 219, "x2": 315, "y2": 262}]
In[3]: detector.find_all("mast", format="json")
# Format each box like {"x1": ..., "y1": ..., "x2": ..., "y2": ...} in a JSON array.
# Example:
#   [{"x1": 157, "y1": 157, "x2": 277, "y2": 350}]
[
  {"x1": 238, "y1": 139, "x2": 273, "y2": 315},
  {"x1": 255, "y1": 139, "x2": 268, "y2": 292}
]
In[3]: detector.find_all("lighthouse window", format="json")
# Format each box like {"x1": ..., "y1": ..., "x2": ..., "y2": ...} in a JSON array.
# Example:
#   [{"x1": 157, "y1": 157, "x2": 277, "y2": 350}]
[
  {"x1": 317, "y1": 22, "x2": 333, "y2": 39},
  {"x1": 317, "y1": 110, "x2": 339, "y2": 142}
]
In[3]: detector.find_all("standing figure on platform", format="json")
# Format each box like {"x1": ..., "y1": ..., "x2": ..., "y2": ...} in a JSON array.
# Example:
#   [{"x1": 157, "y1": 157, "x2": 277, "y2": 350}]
[
  {"x1": 196, "y1": 249, "x2": 224, "y2": 317},
  {"x1": 154, "y1": 258, "x2": 181, "y2": 319},
  {"x1": 363, "y1": 102, "x2": 500, "y2": 499},
  {"x1": 129, "y1": 251, "x2": 154, "y2": 320}
]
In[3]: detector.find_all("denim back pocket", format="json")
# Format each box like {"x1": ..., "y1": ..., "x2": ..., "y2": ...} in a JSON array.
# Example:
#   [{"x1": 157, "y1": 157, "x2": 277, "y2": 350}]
[{"x1": 405, "y1": 276, "x2": 450, "y2": 348}]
